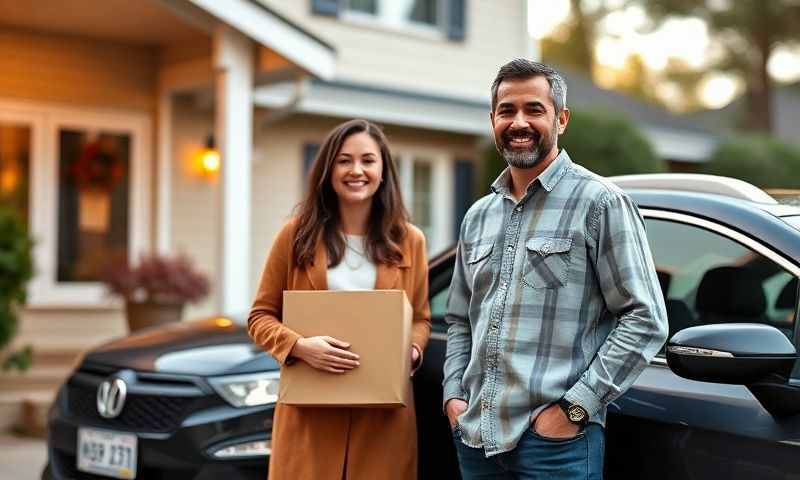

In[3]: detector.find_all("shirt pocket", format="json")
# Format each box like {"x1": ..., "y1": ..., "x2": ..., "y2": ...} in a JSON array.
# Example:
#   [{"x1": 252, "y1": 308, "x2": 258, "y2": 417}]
[
  {"x1": 523, "y1": 237, "x2": 573, "y2": 289},
  {"x1": 465, "y1": 243, "x2": 494, "y2": 289}
]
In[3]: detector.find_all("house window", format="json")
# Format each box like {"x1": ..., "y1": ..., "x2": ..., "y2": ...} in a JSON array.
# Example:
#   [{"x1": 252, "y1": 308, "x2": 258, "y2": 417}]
[
  {"x1": 0, "y1": 99, "x2": 151, "y2": 306},
  {"x1": 0, "y1": 122, "x2": 31, "y2": 227},
  {"x1": 412, "y1": 161, "x2": 433, "y2": 238},
  {"x1": 56, "y1": 129, "x2": 130, "y2": 282},
  {"x1": 343, "y1": 0, "x2": 444, "y2": 33},
  {"x1": 398, "y1": 153, "x2": 453, "y2": 255}
]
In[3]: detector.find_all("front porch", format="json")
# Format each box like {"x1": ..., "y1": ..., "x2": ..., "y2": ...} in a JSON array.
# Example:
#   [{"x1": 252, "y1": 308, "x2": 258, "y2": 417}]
[{"x1": 0, "y1": 0, "x2": 335, "y2": 432}]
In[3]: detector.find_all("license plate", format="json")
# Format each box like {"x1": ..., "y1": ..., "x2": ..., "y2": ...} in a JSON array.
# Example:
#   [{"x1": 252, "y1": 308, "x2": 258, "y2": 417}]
[{"x1": 77, "y1": 428, "x2": 138, "y2": 479}]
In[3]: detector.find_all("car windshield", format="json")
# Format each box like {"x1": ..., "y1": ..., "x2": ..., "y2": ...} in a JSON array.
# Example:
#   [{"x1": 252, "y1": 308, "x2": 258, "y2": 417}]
[{"x1": 783, "y1": 215, "x2": 800, "y2": 231}]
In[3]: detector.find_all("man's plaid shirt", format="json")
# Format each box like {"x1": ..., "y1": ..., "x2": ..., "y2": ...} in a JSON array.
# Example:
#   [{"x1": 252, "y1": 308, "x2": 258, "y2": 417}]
[{"x1": 443, "y1": 150, "x2": 668, "y2": 456}]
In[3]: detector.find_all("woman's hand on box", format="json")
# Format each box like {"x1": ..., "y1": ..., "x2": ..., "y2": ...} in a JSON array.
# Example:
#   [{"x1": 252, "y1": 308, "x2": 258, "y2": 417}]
[{"x1": 291, "y1": 336, "x2": 360, "y2": 373}]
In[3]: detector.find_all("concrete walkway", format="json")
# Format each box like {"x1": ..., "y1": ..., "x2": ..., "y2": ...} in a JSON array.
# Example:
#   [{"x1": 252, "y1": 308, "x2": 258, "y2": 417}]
[{"x1": 0, "y1": 434, "x2": 47, "y2": 479}]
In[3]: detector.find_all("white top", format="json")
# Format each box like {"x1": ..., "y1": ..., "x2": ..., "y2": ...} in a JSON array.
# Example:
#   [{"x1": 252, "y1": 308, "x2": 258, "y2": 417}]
[{"x1": 326, "y1": 235, "x2": 377, "y2": 291}]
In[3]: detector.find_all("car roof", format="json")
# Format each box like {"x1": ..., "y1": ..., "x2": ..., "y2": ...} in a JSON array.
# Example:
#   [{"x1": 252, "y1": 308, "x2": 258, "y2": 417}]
[{"x1": 430, "y1": 188, "x2": 800, "y2": 270}]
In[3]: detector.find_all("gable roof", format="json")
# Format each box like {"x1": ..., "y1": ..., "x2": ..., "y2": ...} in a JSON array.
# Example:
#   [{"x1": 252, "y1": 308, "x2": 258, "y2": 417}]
[
  {"x1": 186, "y1": 0, "x2": 336, "y2": 80},
  {"x1": 557, "y1": 66, "x2": 718, "y2": 162}
]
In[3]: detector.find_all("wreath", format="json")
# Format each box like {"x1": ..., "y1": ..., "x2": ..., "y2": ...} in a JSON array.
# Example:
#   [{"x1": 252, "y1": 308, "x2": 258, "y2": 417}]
[{"x1": 69, "y1": 140, "x2": 125, "y2": 192}]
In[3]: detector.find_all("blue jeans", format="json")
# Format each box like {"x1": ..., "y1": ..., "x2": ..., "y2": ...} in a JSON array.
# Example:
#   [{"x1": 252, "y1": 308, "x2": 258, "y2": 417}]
[{"x1": 453, "y1": 424, "x2": 605, "y2": 480}]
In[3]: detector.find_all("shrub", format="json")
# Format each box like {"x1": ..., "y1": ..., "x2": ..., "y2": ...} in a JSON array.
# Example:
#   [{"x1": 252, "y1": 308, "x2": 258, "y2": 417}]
[
  {"x1": 104, "y1": 254, "x2": 210, "y2": 305},
  {"x1": 701, "y1": 135, "x2": 800, "y2": 189},
  {"x1": 0, "y1": 208, "x2": 33, "y2": 350}
]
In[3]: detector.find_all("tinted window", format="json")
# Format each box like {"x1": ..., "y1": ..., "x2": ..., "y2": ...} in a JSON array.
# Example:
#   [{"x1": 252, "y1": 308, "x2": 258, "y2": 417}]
[
  {"x1": 645, "y1": 218, "x2": 797, "y2": 342},
  {"x1": 428, "y1": 263, "x2": 454, "y2": 333}
]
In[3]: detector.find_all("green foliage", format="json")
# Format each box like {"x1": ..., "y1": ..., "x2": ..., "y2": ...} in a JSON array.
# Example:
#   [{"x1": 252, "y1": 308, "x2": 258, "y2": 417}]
[
  {"x1": 700, "y1": 135, "x2": 800, "y2": 189},
  {"x1": 0, "y1": 207, "x2": 33, "y2": 349},
  {"x1": 2, "y1": 345, "x2": 33, "y2": 372},
  {"x1": 482, "y1": 109, "x2": 663, "y2": 186},
  {"x1": 560, "y1": 109, "x2": 663, "y2": 176},
  {"x1": 639, "y1": 0, "x2": 800, "y2": 131}
]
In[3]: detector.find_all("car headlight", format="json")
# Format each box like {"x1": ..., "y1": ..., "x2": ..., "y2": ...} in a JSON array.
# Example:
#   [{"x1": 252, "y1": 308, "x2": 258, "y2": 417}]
[
  {"x1": 211, "y1": 439, "x2": 271, "y2": 459},
  {"x1": 208, "y1": 371, "x2": 280, "y2": 407}
]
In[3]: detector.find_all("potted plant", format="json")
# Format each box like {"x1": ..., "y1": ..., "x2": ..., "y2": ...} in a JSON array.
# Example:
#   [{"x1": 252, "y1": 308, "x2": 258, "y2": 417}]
[
  {"x1": 104, "y1": 254, "x2": 210, "y2": 332},
  {"x1": 0, "y1": 207, "x2": 34, "y2": 371}
]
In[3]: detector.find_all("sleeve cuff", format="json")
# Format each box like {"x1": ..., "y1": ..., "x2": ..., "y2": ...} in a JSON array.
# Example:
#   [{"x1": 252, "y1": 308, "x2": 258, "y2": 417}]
[
  {"x1": 442, "y1": 383, "x2": 467, "y2": 413},
  {"x1": 276, "y1": 333, "x2": 302, "y2": 366},
  {"x1": 410, "y1": 343, "x2": 424, "y2": 376},
  {"x1": 564, "y1": 380, "x2": 604, "y2": 418}
]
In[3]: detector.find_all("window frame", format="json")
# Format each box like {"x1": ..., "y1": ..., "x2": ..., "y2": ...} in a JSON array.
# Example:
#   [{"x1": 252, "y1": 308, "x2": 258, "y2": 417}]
[
  {"x1": 340, "y1": 0, "x2": 448, "y2": 40},
  {"x1": 641, "y1": 208, "x2": 800, "y2": 366},
  {"x1": 0, "y1": 99, "x2": 152, "y2": 307},
  {"x1": 396, "y1": 150, "x2": 454, "y2": 255}
]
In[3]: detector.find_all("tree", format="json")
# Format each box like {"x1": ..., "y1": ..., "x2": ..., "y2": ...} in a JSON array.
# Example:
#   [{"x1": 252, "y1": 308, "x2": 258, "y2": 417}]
[
  {"x1": 639, "y1": 0, "x2": 800, "y2": 132},
  {"x1": 700, "y1": 135, "x2": 800, "y2": 189},
  {"x1": 482, "y1": 109, "x2": 664, "y2": 187},
  {"x1": 540, "y1": 0, "x2": 598, "y2": 75}
]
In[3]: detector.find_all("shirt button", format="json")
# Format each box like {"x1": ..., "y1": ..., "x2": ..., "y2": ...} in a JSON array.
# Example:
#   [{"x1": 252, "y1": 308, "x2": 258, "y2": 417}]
[
  {"x1": 506, "y1": 245, "x2": 513, "y2": 252},
  {"x1": 515, "y1": 206, "x2": 522, "y2": 212},
  {"x1": 501, "y1": 281, "x2": 508, "y2": 289}
]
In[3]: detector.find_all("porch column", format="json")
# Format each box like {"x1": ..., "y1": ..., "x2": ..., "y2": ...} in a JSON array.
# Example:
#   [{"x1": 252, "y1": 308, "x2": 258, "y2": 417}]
[{"x1": 213, "y1": 25, "x2": 254, "y2": 315}]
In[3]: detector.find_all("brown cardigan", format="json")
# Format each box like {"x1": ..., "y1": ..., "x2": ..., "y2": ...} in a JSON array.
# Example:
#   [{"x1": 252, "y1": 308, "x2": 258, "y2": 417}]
[{"x1": 248, "y1": 218, "x2": 431, "y2": 480}]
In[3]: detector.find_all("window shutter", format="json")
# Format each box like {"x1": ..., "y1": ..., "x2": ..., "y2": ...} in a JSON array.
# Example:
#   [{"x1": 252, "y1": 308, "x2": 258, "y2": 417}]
[
  {"x1": 302, "y1": 143, "x2": 321, "y2": 190},
  {"x1": 447, "y1": 0, "x2": 467, "y2": 41},
  {"x1": 453, "y1": 159, "x2": 474, "y2": 240},
  {"x1": 311, "y1": 0, "x2": 340, "y2": 16}
]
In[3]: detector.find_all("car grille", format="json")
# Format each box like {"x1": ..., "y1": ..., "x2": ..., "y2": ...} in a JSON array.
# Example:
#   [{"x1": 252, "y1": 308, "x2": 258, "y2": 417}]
[
  {"x1": 67, "y1": 384, "x2": 195, "y2": 432},
  {"x1": 64, "y1": 365, "x2": 223, "y2": 433}
]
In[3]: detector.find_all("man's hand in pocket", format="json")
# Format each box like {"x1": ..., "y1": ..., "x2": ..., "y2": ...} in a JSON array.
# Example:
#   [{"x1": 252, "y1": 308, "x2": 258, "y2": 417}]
[{"x1": 445, "y1": 399, "x2": 468, "y2": 430}]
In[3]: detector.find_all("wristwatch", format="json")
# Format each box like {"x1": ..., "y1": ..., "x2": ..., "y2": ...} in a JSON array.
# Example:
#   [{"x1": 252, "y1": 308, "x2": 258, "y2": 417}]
[{"x1": 558, "y1": 398, "x2": 589, "y2": 427}]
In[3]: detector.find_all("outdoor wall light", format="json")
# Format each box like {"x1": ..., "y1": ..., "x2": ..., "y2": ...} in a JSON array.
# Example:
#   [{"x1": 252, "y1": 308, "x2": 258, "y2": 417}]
[{"x1": 200, "y1": 134, "x2": 220, "y2": 174}]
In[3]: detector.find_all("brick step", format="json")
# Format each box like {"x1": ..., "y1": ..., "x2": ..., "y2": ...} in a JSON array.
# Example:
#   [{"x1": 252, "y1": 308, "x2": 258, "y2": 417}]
[{"x1": 0, "y1": 364, "x2": 73, "y2": 391}]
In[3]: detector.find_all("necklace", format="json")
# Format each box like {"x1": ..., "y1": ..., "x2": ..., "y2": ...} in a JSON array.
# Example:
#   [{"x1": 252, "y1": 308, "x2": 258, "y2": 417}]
[{"x1": 343, "y1": 236, "x2": 366, "y2": 270}]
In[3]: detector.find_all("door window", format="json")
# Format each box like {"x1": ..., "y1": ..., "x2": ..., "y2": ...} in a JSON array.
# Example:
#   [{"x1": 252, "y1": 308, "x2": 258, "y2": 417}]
[
  {"x1": 0, "y1": 122, "x2": 31, "y2": 225},
  {"x1": 644, "y1": 218, "x2": 797, "y2": 341}
]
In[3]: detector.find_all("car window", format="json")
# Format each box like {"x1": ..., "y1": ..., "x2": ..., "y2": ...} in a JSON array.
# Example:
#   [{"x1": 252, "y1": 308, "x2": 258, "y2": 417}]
[
  {"x1": 428, "y1": 264, "x2": 454, "y2": 333},
  {"x1": 644, "y1": 218, "x2": 798, "y2": 346}
]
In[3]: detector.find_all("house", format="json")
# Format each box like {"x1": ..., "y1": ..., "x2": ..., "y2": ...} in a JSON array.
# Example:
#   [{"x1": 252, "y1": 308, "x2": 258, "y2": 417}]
[
  {"x1": 0, "y1": 0, "x2": 530, "y2": 429},
  {"x1": 689, "y1": 82, "x2": 800, "y2": 148},
  {"x1": 557, "y1": 66, "x2": 720, "y2": 171}
]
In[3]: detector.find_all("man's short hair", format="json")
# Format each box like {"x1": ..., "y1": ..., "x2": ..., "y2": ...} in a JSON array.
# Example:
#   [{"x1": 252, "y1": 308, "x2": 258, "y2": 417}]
[{"x1": 491, "y1": 59, "x2": 567, "y2": 113}]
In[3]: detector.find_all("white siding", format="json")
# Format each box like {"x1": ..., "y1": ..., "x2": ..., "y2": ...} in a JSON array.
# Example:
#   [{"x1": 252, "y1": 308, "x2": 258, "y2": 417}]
[{"x1": 256, "y1": 0, "x2": 530, "y2": 101}]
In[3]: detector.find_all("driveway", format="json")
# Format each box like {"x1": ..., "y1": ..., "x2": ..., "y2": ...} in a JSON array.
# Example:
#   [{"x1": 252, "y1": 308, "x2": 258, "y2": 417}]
[{"x1": 0, "y1": 434, "x2": 47, "y2": 479}]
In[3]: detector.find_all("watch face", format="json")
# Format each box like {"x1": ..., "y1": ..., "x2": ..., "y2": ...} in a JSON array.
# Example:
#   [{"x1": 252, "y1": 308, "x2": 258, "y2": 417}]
[{"x1": 567, "y1": 404, "x2": 586, "y2": 423}]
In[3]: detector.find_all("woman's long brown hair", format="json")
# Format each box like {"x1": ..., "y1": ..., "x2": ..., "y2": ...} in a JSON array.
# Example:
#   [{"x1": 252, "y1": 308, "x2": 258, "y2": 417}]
[{"x1": 293, "y1": 119, "x2": 409, "y2": 268}]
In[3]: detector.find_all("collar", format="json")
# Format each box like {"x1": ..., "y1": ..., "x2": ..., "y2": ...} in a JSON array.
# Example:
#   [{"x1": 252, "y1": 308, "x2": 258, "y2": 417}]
[{"x1": 490, "y1": 149, "x2": 573, "y2": 196}]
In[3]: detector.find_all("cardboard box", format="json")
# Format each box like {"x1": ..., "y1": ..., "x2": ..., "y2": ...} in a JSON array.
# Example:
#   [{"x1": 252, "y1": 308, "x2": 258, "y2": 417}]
[{"x1": 279, "y1": 290, "x2": 413, "y2": 407}]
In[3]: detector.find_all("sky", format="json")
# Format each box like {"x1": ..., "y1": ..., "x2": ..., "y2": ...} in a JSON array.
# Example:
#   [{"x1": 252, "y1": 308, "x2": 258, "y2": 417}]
[{"x1": 528, "y1": 0, "x2": 800, "y2": 109}]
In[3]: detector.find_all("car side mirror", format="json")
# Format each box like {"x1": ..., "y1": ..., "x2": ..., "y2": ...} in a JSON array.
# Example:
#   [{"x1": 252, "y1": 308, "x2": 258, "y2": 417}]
[{"x1": 666, "y1": 323, "x2": 800, "y2": 417}]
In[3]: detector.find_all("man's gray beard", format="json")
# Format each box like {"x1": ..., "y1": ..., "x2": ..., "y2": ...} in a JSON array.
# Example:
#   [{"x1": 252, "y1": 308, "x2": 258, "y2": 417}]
[{"x1": 502, "y1": 146, "x2": 542, "y2": 169}]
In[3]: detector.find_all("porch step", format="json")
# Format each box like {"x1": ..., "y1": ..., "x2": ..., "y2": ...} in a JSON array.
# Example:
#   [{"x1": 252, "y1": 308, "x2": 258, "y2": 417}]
[
  {"x1": 0, "y1": 389, "x2": 55, "y2": 437},
  {"x1": 0, "y1": 348, "x2": 84, "y2": 436}
]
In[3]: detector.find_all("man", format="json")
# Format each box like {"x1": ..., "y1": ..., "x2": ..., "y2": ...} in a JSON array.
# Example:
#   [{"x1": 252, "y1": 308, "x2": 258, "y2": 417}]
[{"x1": 443, "y1": 59, "x2": 668, "y2": 479}]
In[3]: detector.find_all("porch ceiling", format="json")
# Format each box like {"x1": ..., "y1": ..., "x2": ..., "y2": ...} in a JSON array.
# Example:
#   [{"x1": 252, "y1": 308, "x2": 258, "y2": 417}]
[{"x1": 0, "y1": 0, "x2": 207, "y2": 46}]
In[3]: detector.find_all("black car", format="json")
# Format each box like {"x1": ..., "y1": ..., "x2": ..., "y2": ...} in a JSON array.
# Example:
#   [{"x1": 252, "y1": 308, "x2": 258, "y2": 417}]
[{"x1": 44, "y1": 174, "x2": 800, "y2": 479}]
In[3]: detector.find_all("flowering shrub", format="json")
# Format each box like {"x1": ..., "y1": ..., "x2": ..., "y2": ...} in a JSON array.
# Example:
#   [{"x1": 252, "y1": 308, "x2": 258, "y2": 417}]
[{"x1": 104, "y1": 254, "x2": 210, "y2": 305}]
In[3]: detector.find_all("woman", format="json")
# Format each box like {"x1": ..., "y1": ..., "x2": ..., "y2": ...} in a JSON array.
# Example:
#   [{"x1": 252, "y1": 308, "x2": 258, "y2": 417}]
[{"x1": 248, "y1": 119, "x2": 431, "y2": 480}]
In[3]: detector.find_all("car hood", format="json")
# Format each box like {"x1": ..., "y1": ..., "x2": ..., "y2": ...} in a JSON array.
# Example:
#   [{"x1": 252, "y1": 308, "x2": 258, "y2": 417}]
[{"x1": 81, "y1": 317, "x2": 280, "y2": 376}]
